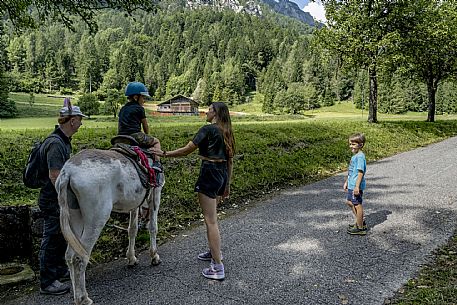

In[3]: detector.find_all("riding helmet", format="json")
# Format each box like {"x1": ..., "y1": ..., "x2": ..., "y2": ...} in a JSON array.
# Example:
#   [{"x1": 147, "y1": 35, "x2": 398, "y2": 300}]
[{"x1": 125, "y1": 82, "x2": 151, "y2": 99}]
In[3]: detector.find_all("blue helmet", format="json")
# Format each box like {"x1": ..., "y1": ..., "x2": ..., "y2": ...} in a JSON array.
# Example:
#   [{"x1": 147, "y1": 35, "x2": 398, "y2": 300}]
[{"x1": 125, "y1": 82, "x2": 151, "y2": 99}]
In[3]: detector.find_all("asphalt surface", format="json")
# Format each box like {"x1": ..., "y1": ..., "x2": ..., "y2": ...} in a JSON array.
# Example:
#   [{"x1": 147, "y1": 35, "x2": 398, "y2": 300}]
[{"x1": 5, "y1": 136, "x2": 457, "y2": 305}]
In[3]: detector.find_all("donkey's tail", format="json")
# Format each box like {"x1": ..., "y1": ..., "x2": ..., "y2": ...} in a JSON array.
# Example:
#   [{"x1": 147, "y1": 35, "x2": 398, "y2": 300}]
[{"x1": 57, "y1": 169, "x2": 89, "y2": 260}]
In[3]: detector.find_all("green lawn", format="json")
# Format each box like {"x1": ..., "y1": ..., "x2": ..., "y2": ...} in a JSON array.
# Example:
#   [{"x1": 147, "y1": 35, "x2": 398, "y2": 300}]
[{"x1": 9, "y1": 92, "x2": 70, "y2": 105}]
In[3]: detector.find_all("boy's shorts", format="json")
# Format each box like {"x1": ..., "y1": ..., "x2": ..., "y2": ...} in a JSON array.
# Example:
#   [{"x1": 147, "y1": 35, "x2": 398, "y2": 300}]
[
  {"x1": 347, "y1": 189, "x2": 363, "y2": 205},
  {"x1": 131, "y1": 132, "x2": 157, "y2": 148},
  {"x1": 194, "y1": 161, "x2": 228, "y2": 199}
]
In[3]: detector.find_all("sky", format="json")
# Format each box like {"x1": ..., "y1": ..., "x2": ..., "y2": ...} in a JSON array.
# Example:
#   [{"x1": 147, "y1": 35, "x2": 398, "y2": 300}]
[{"x1": 289, "y1": 0, "x2": 327, "y2": 23}]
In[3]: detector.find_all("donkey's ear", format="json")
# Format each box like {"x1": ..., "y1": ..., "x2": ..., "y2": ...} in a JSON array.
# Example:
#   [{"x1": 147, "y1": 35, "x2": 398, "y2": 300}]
[{"x1": 64, "y1": 97, "x2": 73, "y2": 113}]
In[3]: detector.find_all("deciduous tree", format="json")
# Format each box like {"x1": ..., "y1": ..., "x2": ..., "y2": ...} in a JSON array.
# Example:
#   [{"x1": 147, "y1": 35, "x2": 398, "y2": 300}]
[
  {"x1": 77, "y1": 93, "x2": 99, "y2": 118},
  {"x1": 396, "y1": 0, "x2": 457, "y2": 122},
  {"x1": 318, "y1": 0, "x2": 405, "y2": 123},
  {"x1": 0, "y1": 0, "x2": 158, "y2": 33},
  {"x1": 0, "y1": 22, "x2": 17, "y2": 118}
]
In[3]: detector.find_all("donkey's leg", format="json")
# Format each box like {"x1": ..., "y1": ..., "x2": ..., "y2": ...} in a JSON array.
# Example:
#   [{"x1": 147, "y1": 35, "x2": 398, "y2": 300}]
[
  {"x1": 66, "y1": 209, "x2": 93, "y2": 305},
  {"x1": 148, "y1": 184, "x2": 163, "y2": 265},
  {"x1": 72, "y1": 206, "x2": 111, "y2": 305},
  {"x1": 126, "y1": 208, "x2": 139, "y2": 266},
  {"x1": 68, "y1": 249, "x2": 92, "y2": 305}
]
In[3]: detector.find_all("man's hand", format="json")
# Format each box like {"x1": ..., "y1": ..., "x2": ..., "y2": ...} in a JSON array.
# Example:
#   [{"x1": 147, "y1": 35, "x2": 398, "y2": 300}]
[{"x1": 223, "y1": 185, "x2": 230, "y2": 198}]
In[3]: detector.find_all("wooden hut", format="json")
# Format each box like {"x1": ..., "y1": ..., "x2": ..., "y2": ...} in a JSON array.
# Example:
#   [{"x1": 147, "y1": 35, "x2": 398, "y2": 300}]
[{"x1": 156, "y1": 95, "x2": 199, "y2": 115}]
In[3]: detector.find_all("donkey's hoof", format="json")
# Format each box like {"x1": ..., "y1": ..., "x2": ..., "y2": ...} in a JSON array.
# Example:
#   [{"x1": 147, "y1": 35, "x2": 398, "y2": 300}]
[
  {"x1": 78, "y1": 297, "x2": 93, "y2": 305},
  {"x1": 127, "y1": 260, "x2": 138, "y2": 268},
  {"x1": 151, "y1": 255, "x2": 161, "y2": 266},
  {"x1": 126, "y1": 255, "x2": 138, "y2": 268}
]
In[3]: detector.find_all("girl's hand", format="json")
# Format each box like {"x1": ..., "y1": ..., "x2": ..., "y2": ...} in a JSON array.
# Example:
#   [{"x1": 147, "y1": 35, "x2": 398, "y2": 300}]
[
  {"x1": 150, "y1": 148, "x2": 164, "y2": 157},
  {"x1": 343, "y1": 181, "x2": 348, "y2": 191}
]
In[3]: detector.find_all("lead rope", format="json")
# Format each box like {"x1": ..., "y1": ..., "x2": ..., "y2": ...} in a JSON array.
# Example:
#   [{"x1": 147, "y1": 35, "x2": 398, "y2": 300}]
[
  {"x1": 133, "y1": 146, "x2": 157, "y2": 187},
  {"x1": 132, "y1": 146, "x2": 156, "y2": 228}
]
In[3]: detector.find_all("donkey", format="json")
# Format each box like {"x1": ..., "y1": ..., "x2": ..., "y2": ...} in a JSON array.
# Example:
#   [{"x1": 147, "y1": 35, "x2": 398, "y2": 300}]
[{"x1": 56, "y1": 149, "x2": 164, "y2": 305}]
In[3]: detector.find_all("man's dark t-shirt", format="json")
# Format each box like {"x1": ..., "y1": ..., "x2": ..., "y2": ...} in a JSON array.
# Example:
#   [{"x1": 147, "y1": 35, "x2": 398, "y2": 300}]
[
  {"x1": 38, "y1": 127, "x2": 72, "y2": 216},
  {"x1": 118, "y1": 101, "x2": 146, "y2": 135},
  {"x1": 192, "y1": 124, "x2": 227, "y2": 160}
]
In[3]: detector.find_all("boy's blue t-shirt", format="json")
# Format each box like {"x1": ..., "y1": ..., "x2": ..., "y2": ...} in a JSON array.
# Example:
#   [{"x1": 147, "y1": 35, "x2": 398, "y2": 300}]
[{"x1": 348, "y1": 151, "x2": 366, "y2": 190}]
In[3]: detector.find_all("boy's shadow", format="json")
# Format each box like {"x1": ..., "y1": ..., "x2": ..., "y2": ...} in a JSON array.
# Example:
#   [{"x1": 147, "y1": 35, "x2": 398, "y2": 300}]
[{"x1": 365, "y1": 210, "x2": 392, "y2": 230}]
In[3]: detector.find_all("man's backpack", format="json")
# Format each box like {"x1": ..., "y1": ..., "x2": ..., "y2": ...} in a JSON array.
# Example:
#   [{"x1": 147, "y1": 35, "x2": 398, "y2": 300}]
[{"x1": 22, "y1": 134, "x2": 62, "y2": 189}]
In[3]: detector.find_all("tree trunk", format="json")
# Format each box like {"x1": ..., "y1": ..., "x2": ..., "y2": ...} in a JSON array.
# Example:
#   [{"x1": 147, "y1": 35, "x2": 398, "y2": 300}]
[
  {"x1": 368, "y1": 65, "x2": 378, "y2": 123},
  {"x1": 426, "y1": 77, "x2": 437, "y2": 122}
]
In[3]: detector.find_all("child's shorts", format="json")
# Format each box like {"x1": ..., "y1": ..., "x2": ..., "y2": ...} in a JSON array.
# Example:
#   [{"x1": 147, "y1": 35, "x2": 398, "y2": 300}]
[
  {"x1": 347, "y1": 189, "x2": 363, "y2": 205},
  {"x1": 131, "y1": 132, "x2": 157, "y2": 148},
  {"x1": 194, "y1": 161, "x2": 228, "y2": 199}
]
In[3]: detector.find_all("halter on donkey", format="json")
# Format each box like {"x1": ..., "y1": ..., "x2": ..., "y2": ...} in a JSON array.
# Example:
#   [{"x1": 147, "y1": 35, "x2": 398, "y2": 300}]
[{"x1": 57, "y1": 135, "x2": 164, "y2": 305}]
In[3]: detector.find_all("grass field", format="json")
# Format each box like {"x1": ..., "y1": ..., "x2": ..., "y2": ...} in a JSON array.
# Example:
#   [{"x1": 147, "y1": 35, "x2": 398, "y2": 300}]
[
  {"x1": 4, "y1": 92, "x2": 457, "y2": 130},
  {"x1": 2, "y1": 92, "x2": 457, "y2": 304}
]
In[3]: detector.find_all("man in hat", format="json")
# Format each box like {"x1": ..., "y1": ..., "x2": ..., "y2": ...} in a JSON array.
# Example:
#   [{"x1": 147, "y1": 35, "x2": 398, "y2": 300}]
[{"x1": 38, "y1": 98, "x2": 86, "y2": 295}]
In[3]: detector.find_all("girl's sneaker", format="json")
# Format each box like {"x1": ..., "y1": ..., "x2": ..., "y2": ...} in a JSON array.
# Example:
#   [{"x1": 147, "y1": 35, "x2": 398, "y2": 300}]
[
  {"x1": 197, "y1": 250, "x2": 212, "y2": 261},
  {"x1": 202, "y1": 263, "x2": 225, "y2": 280},
  {"x1": 197, "y1": 250, "x2": 223, "y2": 261}
]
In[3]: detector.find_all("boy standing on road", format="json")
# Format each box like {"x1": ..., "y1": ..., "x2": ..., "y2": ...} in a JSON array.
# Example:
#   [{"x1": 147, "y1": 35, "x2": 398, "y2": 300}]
[{"x1": 343, "y1": 133, "x2": 367, "y2": 235}]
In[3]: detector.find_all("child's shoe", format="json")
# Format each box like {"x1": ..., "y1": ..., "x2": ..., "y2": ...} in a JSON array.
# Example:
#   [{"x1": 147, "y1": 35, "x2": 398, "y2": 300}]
[
  {"x1": 348, "y1": 220, "x2": 367, "y2": 230},
  {"x1": 202, "y1": 262, "x2": 225, "y2": 280},
  {"x1": 347, "y1": 226, "x2": 367, "y2": 235}
]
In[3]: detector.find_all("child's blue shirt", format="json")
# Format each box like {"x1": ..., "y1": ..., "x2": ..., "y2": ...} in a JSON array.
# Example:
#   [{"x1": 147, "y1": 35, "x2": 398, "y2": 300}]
[{"x1": 348, "y1": 151, "x2": 366, "y2": 190}]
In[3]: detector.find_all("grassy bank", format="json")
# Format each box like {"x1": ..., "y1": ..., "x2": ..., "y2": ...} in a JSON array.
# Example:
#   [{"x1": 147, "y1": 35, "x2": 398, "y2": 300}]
[{"x1": 3, "y1": 119, "x2": 457, "y2": 207}]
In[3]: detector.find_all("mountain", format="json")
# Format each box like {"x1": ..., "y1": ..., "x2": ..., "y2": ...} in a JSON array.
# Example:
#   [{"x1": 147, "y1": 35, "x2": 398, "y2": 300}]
[
  {"x1": 261, "y1": 0, "x2": 315, "y2": 26},
  {"x1": 185, "y1": 0, "x2": 263, "y2": 16},
  {"x1": 183, "y1": 0, "x2": 316, "y2": 26}
]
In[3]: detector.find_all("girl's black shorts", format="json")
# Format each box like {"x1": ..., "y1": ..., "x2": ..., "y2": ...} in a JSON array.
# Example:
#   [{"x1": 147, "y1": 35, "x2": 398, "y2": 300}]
[{"x1": 194, "y1": 161, "x2": 228, "y2": 199}]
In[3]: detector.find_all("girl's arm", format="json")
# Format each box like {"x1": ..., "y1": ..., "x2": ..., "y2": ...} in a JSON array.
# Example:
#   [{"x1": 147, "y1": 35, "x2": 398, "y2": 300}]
[{"x1": 153, "y1": 141, "x2": 197, "y2": 157}]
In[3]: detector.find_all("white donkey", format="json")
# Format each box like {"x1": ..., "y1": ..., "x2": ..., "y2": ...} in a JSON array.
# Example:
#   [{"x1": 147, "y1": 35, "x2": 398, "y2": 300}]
[{"x1": 56, "y1": 149, "x2": 164, "y2": 305}]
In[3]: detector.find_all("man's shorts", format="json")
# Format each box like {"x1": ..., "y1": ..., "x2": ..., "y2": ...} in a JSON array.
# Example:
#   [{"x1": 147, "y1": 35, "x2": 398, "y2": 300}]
[
  {"x1": 194, "y1": 161, "x2": 228, "y2": 199},
  {"x1": 346, "y1": 189, "x2": 363, "y2": 205}
]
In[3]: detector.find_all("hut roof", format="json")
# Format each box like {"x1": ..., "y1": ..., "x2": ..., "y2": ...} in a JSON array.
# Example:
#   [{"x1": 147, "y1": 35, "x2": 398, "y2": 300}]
[{"x1": 157, "y1": 95, "x2": 200, "y2": 107}]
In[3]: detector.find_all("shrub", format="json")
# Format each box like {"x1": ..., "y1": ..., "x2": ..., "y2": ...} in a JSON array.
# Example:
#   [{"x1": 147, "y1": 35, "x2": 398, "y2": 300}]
[{"x1": 77, "y1": 93, "x2": 100, "y2": 118}]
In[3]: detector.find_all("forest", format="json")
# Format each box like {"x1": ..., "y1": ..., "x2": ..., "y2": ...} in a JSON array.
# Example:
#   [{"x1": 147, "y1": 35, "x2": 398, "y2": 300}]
[{"x1": 1, "y1": 1, "x2": 457, "y2": 120}]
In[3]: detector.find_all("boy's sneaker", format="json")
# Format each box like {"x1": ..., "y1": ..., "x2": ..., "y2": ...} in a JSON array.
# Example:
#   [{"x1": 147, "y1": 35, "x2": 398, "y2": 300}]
[
  {"x1": 40, "y1": 280, "x2": 70, "y2": 295},
  {"x1": 202, "y1": 263, "x2": 225, "y2": 280},
  {"x1": 348, "y1": 220, "x2": 367, "y2": 230},
  {"x1": 347, "y1": 226, "x2": 367, "y2": 235},
  {"x1": 197, "y1": 250, "x2": 223, "y2": 261}
]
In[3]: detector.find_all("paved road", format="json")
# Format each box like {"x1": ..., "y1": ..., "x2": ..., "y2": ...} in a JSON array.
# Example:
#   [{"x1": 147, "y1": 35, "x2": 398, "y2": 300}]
[{"x1": 6, "y1": 137, "x2": 457, "y2": 305}]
